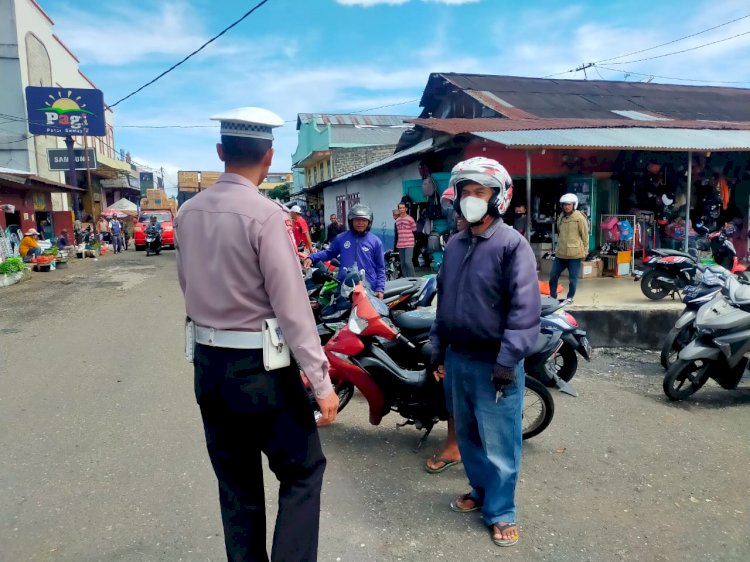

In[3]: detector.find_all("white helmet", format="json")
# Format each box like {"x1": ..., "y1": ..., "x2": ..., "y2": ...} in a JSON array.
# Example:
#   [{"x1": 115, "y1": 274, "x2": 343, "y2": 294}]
[
  {"x1": 448, "y1": 157, "x2": 514, "y2": 218},
  {"x1": 559, "y1": 193, "x2": 578, "y2": 210}
]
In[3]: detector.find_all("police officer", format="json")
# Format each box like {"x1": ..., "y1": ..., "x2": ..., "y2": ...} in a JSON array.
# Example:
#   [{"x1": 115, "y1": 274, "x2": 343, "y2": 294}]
[
  {"x1": 430, "y1": 157, "x2": 541, "y2": 548},
  {"x1": 175, "y1": 107, "x2": 339, "y2": 561}
]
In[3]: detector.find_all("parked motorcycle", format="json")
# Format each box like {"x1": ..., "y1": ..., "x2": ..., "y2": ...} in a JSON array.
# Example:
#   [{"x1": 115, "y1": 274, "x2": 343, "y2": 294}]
[
  {"x1": 320, "y1": 275, "x2": 555, "y2": 443},
  {"x1": 659, "y1": 265, "x2": 729, "y2": 370},
  {"x1": 385, "y1": 250, "x2": 401, "y2": 281},
  {"x1": 637, "y1": 223, "x2": 746, "y2": 300},
  {"x1": 663, "y1": 276, "x2": 750, "y2": 401},
  {"x1": 530, "y1": 297, "x2": 591, "y2": 395},
  {"x1": 636, "y1": 250, "x2": 700, "y2": 300}
]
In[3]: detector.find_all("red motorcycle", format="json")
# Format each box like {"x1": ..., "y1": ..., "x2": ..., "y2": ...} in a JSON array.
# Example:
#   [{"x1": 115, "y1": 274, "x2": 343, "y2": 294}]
[{"x1": 320, "y1": 279, "x2": 554, "y2": 444}]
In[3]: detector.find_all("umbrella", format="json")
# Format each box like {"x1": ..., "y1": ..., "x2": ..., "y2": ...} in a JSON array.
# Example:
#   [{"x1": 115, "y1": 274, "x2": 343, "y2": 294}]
[{"x1": 101, "y1": 209, "x2": 128, "y2": 218}]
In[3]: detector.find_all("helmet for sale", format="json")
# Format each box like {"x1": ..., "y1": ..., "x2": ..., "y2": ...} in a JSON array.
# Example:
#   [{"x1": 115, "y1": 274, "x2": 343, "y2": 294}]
[
  {"x1": 448, "y1": 157, "x2": 513, "y2": 218},
  {"x1": 347, "y1": 204, "x2": 373, "y2": 232},
  {"x1": 559, "y1": 193, "x2": 579, "y2": 209}
]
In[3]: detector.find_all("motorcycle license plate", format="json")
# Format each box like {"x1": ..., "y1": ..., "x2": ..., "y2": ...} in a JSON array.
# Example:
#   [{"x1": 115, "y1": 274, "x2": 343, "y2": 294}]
[
  {"x1": 580, "y1": 336, "x2": 592, "y2": 359},
  {"x1": 633, "y1": 268, "x2": 644, "y2": 280}
]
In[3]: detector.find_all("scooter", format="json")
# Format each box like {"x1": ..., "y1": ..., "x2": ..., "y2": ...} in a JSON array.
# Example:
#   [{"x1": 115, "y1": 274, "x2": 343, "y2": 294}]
[
  {"x1": 322, "y1": 275, "x2": 556, "y2": 445},
  {"x1": 530, "y1": 298, "x2": 591, "y2": 396},
  {"x1": 659, "y1": 265, "x2": 729, "y2": 370},
  {"x1": 663, "y1": 276, "x2": 750, "y2": 401},
  {"x1": 385, "y1": 250, "x2": 401, "y2": 281},
  {"x1": 145, "y1": 226, "x2": 162, "y2": 256},
  {"x1": 636, "y1": 251, "x2": 700, "y2": 300}
]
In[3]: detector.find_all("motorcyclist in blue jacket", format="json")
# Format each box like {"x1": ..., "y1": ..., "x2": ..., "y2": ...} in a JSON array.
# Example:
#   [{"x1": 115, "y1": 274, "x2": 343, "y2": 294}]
[{"x1": 304, "y1": 204, "x2": 386, "y2": 298}]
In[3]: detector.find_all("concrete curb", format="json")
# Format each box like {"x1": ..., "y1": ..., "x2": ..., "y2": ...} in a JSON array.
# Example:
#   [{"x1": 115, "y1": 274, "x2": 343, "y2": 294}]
[{"x1": 573, "y1": 308, "x2": 682, "y2": 349}]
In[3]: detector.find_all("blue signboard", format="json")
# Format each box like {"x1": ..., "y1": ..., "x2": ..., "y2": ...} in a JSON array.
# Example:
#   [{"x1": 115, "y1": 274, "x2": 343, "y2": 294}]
[{"x1": 25, "y1": 87, "x2": 106, "y2": 136}]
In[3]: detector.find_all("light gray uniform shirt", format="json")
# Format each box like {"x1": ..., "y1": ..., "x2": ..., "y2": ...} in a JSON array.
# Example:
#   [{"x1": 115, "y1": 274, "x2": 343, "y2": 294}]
[{"x1": 174, "y1": 172, "x2": 332, "y2": 398}]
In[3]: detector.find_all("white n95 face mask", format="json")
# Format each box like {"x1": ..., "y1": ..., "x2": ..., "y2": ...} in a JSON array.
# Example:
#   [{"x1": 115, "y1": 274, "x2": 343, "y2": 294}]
[{"x1": 460, "y1": 196, "x2": 489, "y2": 223}]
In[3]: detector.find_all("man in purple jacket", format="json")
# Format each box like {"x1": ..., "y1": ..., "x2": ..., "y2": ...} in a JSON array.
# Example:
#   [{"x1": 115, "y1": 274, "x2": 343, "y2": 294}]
[{"x1": 430, "y1": 157, "x2": 541, "y2": 548}]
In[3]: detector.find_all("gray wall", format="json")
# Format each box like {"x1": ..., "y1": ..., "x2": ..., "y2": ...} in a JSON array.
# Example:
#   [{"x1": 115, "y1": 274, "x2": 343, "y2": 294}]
[{"x1": 0, "y1": 0, "x2": 30, "y2": 171}]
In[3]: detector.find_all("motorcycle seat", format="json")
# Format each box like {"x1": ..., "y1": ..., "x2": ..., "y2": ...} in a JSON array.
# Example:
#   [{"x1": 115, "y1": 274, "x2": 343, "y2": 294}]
[
  {"x1": 541, "y1": 297, "x2": 565, "y2": 316},
  {"x1": 654, "y1": 249, "x2": 695, "y2": 261},
  {"x1": 384, "y1": 277, "x2": 421, "y2": 298},
  {"x1": 729, "y1": 279, "x2": 750, "y2": 306},
  {"x1": 394, "y1": 308, "x2": 435, "y2": 332}
]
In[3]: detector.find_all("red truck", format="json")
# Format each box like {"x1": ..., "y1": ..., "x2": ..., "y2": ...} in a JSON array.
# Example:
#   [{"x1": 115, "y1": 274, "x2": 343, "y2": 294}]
[{"x1": 134, "y1": 209, "x2": 175, "y2": 250}]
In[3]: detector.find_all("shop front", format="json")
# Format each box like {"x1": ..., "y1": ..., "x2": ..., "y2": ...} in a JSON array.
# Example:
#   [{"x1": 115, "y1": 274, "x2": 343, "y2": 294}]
[
  {"x1": 462, "y1": 127, "x2": 750, "y2": 276},
  {"x1": 0, "y1": 170, "x2": 82, "y2": 248}
]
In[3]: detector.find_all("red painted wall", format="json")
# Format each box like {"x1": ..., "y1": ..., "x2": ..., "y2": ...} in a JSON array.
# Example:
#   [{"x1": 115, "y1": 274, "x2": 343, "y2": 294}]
[{"x1": 463, "y1": 139, "x2": 618, "y2": 177}]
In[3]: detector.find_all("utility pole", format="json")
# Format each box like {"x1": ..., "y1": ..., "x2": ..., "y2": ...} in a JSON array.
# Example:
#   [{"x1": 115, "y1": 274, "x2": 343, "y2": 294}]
[
  {"x1": 64, "y1": 135, "x2": 81, "y2": 219},
  {"x1": 159, "y1": 167, "x2": 165, "y2": 191},
  {"x1": 575, "y1": 62, "x2": 594, "y2": 80}
]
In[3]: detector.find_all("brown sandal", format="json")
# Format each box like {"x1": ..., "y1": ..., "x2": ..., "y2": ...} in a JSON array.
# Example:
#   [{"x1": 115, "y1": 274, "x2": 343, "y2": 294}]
[{"x1": 449, "y1": 493, "x2": 481, "y2": 513}]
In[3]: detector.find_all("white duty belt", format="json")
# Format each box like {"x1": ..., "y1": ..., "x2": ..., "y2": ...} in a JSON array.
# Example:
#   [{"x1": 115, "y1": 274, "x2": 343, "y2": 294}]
[{"x1": 194, "y1": 324, "x2": 263, "y2": 349}]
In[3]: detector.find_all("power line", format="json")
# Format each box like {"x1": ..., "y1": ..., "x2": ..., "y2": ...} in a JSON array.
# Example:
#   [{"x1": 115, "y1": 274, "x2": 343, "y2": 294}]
[
  {"x1": 607, "y1": 30, "x2": 750, "y2": 65},
  {"x1": 543, "y1": 15, "x2": 750, "y2": 78},
  {"x1": 597, "y1": 13, "x2": 750, "y2": 63},
  {"x1": 108, "y1": 0, "x2": 271, "y2": 108},
  {"x1": 596, "y1": 65, "x2": 750, "y2": 85}
]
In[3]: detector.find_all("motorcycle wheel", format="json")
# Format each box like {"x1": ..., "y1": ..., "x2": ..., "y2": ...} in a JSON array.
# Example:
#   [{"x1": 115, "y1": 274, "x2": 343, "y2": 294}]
[
  {"x1": 310, "y1": 381, "x2": 355, "y2": 417},
  {"x1": 523, "y1": 377, "x2": 555, "y2": 440},
  {"x1": 541, "y1": 342, "x2": 578, "y2": 386},
  {"x1": 662, "y1": 358, "x2": 711, "y2": 401},
  {"x1": 659, "y1": 325, "x2": 695, "y2": 370},
  {"x1": 640, "y1": 270, "x2": 670, "y2": 300}
]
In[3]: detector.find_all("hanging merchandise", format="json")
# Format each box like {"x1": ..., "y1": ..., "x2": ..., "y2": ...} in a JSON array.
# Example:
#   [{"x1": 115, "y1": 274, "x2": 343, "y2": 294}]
[
  {"x1": 601, "y1": 215, "x2": 620, "y2": 242},
  {"x1": 618, "y1": 219, "x2": 634, "y2": 241},
  {"x1": 422, "y1": 176, "x2": 437, "y2": 196}
]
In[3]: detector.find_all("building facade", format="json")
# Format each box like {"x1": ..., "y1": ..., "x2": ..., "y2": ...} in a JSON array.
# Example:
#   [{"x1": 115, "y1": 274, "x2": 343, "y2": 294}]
[{"x1": 0, "y1": 0, "x2": 136, "y2": 230}]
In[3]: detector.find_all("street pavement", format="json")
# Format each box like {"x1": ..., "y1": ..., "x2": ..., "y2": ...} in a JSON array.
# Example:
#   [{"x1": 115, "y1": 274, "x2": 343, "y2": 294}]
[{"x1": 1, "y1": 249, "x2": 748, "y2": 562}]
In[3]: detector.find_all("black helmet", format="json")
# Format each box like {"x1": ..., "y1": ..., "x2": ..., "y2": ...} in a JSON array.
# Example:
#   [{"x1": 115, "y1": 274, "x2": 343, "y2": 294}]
[
  {"x1": 150, "y1": 215, "x2": 157, "y2": 221},
  {"x1": 347, "y1": 204, "x2": 373, "y2": 232}
]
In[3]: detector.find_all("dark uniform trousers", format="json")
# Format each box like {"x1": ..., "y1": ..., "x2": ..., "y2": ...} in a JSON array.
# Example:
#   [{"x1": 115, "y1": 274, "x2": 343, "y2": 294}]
[{"x1": 194, "y1": 344, "x2": 326, "y2": 562}]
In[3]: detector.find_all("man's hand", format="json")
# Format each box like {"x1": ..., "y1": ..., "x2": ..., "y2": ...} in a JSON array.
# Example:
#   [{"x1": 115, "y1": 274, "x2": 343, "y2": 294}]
[
  {"x1": 433, "y1": 364, "x2": 446, "y2": 382},
  {"x1": 303, "y1": 258, "x2": 313, "y2": 269},
  {"x1": 492, "y1": 364, "x2": 516, "y2": 396},
  {"x1": 376, "y1": 291, "x2": 384, "y2": 300},
  {"x1": 315, "y1": 392, "x2": 340, "y2": 426}
]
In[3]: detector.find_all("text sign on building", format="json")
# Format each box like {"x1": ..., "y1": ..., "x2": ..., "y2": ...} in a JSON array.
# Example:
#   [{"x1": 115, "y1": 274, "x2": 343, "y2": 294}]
[
  {"x1": 47, "y1": 148, "x2": 97, "y2": 171},
  {"x1": 25, "y1": 87, "x2": 106, "y2": 136},
  {"x1": 140, "y1": 172, "x2": 154, "y2": 196}
]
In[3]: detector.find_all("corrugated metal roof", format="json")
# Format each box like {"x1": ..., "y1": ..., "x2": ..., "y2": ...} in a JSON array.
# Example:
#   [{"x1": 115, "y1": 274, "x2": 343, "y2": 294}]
[
  {"x1": 330, "y1": 125, "x2": 410, "y2": 147},
  {"x1": 329, "y1": 139, "x2": 434, "y2": 184},
  {"x1": 426, "y1": 74, "x2": 750, "y2": 121},
  {"x1": 473, "y1": 128, "x2": 750, "y2": 151},
  {"x1": 408, "y1": 117, "x2": 750, "y2": 135},
  {"x1": 297, "y1": 113, "x2": 412, "y2": 127}
]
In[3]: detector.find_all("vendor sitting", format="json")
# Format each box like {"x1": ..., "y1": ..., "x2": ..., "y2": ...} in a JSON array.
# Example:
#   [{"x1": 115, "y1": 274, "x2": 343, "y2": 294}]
[
  {"x1": 19, "y1": 229, "x2": 42, "y2": 262},
  {"x1": 57, "y1": 228, "x2": 74, "y2": 251}
]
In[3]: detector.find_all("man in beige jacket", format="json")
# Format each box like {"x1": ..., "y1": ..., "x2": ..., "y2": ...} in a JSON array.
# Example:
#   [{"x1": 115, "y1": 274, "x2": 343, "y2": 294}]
[{"x1": 549, "y1": 193, "x2": 589, "y2": 304}]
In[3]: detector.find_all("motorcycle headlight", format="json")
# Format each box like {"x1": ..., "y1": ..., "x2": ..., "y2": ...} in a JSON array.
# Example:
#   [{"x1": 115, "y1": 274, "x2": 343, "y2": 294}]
[{"x1": 347, "y1": 306, "x2": 368, "y2": 334}]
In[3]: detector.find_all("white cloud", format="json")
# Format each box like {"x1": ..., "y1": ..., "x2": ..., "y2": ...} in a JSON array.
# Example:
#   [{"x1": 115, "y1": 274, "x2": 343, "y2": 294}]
[{"x1": 52, "y1": 2, "x2": 242, "y2": 65}]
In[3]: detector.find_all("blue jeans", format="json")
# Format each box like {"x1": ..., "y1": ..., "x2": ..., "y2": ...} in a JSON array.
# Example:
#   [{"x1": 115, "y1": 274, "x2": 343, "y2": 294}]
[
  {"x1": 549, "y1": 258, "x2": 581, "y2": 299},
  {"x1": 446, "y1": 348, "x2": 524, "y2": 526}
]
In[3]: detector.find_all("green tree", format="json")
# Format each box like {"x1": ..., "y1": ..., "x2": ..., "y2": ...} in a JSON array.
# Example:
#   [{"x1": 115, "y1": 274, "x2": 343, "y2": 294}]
[{"x1": 268, "y1": 182, "x2": 291, "y2": 201}]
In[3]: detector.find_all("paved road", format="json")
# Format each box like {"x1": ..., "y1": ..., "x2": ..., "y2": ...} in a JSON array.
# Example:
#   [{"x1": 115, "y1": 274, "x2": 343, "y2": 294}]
[{"x1": 1, "y1": 250, "x2": 748, "y2": 561}]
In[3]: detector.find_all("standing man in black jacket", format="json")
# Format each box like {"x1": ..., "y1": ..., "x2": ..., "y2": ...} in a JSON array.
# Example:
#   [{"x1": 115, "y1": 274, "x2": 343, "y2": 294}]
[{"x1": 430, "y1": 157, "x2": 540, "y2": 549}]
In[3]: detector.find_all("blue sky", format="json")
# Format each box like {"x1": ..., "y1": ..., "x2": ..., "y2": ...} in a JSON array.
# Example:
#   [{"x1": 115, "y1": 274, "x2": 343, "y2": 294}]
[{"x1": 43, "y1": 0, "x2": 750, "y2": 195}]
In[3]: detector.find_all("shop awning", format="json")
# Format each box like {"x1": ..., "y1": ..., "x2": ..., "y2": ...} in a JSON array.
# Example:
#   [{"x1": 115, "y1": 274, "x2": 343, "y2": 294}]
[
  {"x1": 473, "y1": 128, "x2": 750, "y2": 152},
  {"x1": 0, "y1": 167, "x2": 84, "y2": 192}
]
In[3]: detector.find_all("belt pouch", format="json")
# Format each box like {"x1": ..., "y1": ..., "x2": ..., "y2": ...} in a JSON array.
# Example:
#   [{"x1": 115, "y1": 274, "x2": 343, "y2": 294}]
[{"x1": 262, "y1": 318, "x2": 290, "y2": 371}]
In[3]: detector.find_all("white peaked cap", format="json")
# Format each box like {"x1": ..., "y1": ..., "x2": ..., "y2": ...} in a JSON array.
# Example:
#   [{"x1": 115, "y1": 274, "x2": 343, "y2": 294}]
[{"x1": 210, "y1": 107, "x2": 284, "y2": 140}]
